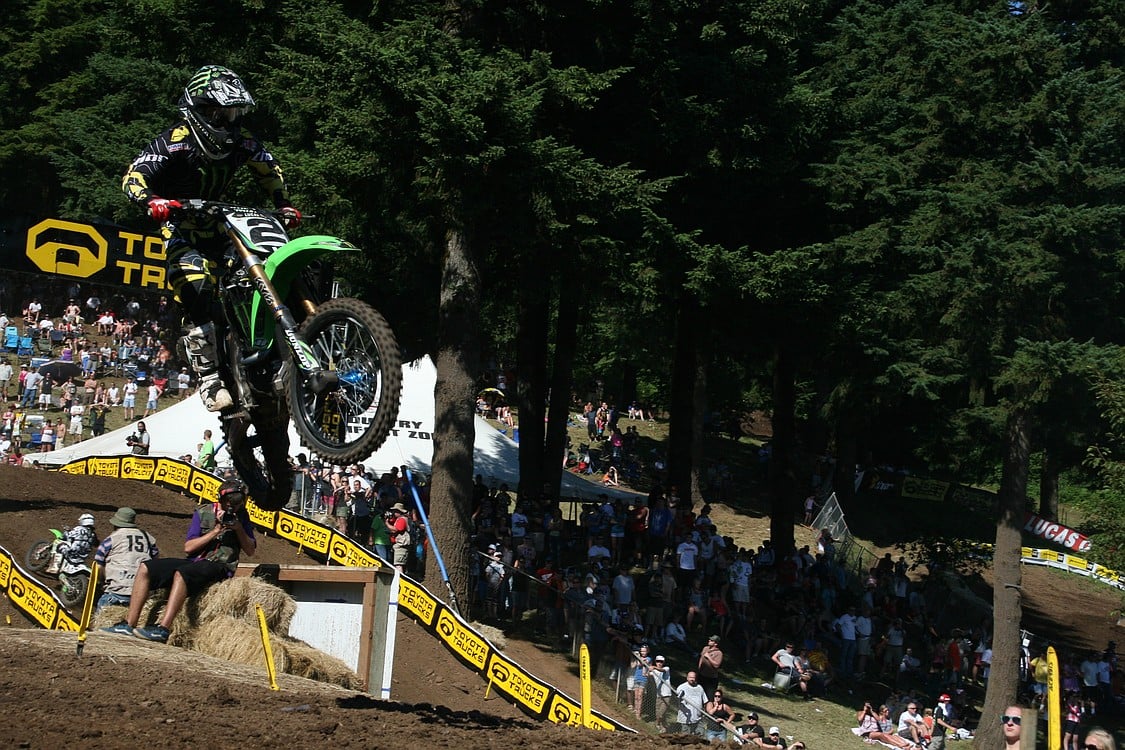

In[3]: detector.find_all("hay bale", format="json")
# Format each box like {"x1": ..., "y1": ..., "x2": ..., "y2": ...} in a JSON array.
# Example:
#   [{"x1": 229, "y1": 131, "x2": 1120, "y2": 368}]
[
  {"x1": 471, "y1": 621, "x2": 507, "y2": 650},
  {"x1": 282, "y1": 637, "x2": 361, "y2": 689},
  {"x1": 91, "y1": 604, "x2": 129, "y2": 630},
  {"x1": 190, "y1": 615, "x2": 289, "y2": 674},
  {"x1": 195, "y1": 576, "x2": 296, "y2": 631}
]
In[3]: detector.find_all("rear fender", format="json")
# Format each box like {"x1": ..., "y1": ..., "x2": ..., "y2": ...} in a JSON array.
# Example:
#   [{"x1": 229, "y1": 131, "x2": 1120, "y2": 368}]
[{"x1": 249, "y1": 235, "x2": 359, "y2": 344}]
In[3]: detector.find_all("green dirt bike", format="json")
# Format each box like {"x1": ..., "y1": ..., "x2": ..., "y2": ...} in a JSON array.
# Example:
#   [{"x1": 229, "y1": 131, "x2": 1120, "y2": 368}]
[{"x1": 171, "y1": 200, "x2": 401, "y2": 510}]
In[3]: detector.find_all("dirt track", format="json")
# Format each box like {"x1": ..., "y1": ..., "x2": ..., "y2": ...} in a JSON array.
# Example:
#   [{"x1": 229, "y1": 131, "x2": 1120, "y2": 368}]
[{"x1": 0, "y1": 466, "x2": 657, "y2": 748}]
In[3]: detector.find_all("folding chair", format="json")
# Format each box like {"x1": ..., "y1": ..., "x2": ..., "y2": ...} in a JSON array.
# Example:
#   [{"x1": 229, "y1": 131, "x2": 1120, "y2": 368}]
[
  {"x1": 35, "y1": 337, "x2": 52, "y2": 355},
  {"x1": 3, "y1": 326, "x2": 17, "y2": 351},
  {"x1": 17, "y1": 336, "x2": 33, "y2": 356}
]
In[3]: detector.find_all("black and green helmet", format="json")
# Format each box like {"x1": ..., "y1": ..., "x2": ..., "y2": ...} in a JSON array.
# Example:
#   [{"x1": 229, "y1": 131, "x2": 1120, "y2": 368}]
[{"x1": 177, "y1": 65, "x2": 255, "y2": 160}]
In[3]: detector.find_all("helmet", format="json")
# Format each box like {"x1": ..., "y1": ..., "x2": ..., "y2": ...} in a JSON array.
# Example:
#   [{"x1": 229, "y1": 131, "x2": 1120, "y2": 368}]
[
  {"x1": 177, "y1": 65, "x2": 255, "y2": 160},
  {"x1": 78, "y1": 513, "x2": 96, "y2": 528}
]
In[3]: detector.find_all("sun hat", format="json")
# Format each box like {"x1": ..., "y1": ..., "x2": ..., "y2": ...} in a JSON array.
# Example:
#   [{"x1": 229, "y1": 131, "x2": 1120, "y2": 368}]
[
  {"x1": 769, "y1": 727, "x2": 780, "y2": 735},
  {"x1": 391, "y1": 502, "x2": 408, "y2": 513},
  {"x1": 708, "y1": 634, "x2": 721, "y2": 644},
  {"x1": 109, "y1": 507, "x2": 137, "y2": 528}
]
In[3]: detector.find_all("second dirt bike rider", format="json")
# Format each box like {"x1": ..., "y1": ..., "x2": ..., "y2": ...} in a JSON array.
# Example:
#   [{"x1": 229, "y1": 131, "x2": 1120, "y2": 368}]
[{"x1": 122, "y1": 65, "x2": 302, "y2": 412}]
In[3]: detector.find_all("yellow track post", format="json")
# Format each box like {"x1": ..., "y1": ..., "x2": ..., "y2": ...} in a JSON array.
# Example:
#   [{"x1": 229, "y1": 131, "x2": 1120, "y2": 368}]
[
  {"x1": 76, "y1": 562, "x2": 100, "y2": 656},
  {"x1": 255, "y1": 603, "x2": 280, "y2": 690}
]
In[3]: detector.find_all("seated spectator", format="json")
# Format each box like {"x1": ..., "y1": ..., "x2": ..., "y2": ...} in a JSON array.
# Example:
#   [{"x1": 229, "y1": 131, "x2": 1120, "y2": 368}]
[
  {"x1": 602, "y1": 466, "x2": 619, "y2": 486},
  {"x1": 664, "y1": 612, "x2": 693, "y2": 653},
  {"x1": 856, "y1": 702, "x2": 915, "y2": 749}
]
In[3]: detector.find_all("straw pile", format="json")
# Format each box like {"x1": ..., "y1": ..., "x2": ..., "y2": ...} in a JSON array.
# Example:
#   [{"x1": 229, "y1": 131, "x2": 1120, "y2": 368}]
[{"x1": 91, "y1": 576, "x2": 357, "y2": 689}]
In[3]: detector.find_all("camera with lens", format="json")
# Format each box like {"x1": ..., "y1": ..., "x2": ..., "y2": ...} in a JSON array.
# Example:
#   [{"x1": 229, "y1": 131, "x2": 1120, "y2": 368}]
[
  {"x1": 126, "y1": 433, "x2": 141, "y2": 446},
  {"x1": 220, "y1": 511, "x2": 237, "y2": 527}
]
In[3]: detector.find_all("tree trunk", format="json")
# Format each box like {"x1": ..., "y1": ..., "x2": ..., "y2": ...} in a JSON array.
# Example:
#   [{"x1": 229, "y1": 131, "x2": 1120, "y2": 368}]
[
  {"x1": 668, "y1": 293, "x2": 699, "y2": 507},
  {"x1": 516, "y1": 253, "x2": 550, "y2": 497},
  {"x1": 543, "y1": 277, "x2": 579, "y2": 501},
  {"x1": 769, "y1": 342, "x2": 797, "y2": 554},
  {"x1": 1038, "y1": 447, "x2": 1059, "y2": 520},
  {"x1": 426, "y1": 226, "x2": 480, "y2": 607},
  {"x1": 975, "y1": 408, "x2": 1028, "y2": 750}
]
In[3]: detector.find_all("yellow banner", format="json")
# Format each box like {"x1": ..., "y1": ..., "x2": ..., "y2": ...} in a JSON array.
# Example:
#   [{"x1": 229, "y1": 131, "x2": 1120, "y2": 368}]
[
  {"x1": 328, "y1": 535, "x2": 381, "y2": 569},
  {"x1": 6, "y1": 567, "x2": 58, "y2": 629},
  {"x1": 0, "y1": 548, "x2": 11, "y2": 590},
  {"x1": 547, "y1": 693, "x2": 584, "y2": 726},
  {"x1": 274, "y1": 513, "x2": 331, "y2": 554},
  {"x1": 485, "y1": 652, "x2": 551, "y2": 716},
  {"x1": 434, "y1": 607, "x2": 491, "y2": 671},
  {"x1": 901, "y1": 477, "x2": 949, "y2": 502},
  {"x1": 89, "y1": 456, "x2": 121, "y2": 478},
  {"x1": 120, "y1": 455, "x2": 156, "y2": 482},
  {"x1": 398, "y1": 578, "x2": 438, "y2": 627},
  {"x1": 580, "y1": 643, "x2": 592, "y2": 728},
  {"x1": 58, "y1": 460, "x2": 87, "y2": 474},
  {"x1": 190, "y1": 470, "x2": 222, "y2": 502},
  {"x1": 154, "y1": 457, "x2": 191, "y2": 489},
  {"x1": 246, "y1": 502, "x2": 278, "y2": 533},
  {"x1": 1047, "y1": 646, "x2": 1060, "y2": 750}
]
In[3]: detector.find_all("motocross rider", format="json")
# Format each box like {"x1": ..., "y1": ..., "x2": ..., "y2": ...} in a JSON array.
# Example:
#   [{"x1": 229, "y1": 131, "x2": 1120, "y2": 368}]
[
  {"x1": 122, "y1": 65, "x2": 301, "y2": 412},
  {"x1": 52, "y1": 513, "x2": 98, "y2": 572}
]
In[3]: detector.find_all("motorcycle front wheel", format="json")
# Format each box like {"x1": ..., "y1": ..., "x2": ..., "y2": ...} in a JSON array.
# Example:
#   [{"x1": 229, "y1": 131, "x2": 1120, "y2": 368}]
[
  {"x1": 58, "y1": 571, "x2": 89, "y2": 608},
  {"x1": 25, "y1": 540, "x2": 54, "y2": 573},
  {"x1": 288, "y1": 297, "x2": 401, "y2": 466}
]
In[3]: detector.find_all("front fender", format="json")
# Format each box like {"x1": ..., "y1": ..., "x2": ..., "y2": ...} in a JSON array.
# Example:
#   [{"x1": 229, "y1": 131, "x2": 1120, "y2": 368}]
[{"x1": 250, "y1": 235, "x2": 359, "y2": 341}]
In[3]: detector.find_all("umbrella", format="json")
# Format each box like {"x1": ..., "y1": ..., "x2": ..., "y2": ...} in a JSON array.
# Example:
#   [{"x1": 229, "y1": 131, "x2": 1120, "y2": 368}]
[
  {"x1": 477, "y1": 387, "x2": 506, "y2": 407},
  {"x1": 37, "y1": 360, "x2": 81, "y2": 382}
]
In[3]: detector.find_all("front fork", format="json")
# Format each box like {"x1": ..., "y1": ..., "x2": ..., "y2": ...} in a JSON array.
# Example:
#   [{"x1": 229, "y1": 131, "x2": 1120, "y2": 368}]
[{"x1": 228, "y1": 232, "x2": 338, "y2": 395}]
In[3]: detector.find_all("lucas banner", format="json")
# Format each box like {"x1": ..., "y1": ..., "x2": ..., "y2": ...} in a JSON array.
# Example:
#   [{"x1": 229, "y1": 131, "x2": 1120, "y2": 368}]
[{"x1": 1023, "y1": 512, "x2": 1091, "y2": 553}]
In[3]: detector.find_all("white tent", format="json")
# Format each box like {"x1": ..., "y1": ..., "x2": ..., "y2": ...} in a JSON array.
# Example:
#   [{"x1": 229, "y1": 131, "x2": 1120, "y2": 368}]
[{"x1": 43, "y1": 356, "x2": 635, "y2": 500}]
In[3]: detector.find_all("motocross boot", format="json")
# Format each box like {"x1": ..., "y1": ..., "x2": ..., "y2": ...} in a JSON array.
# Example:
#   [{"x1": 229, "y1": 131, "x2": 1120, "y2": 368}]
[{"x1": 183, "y1": 323, "x2": 234, "y2": 412}]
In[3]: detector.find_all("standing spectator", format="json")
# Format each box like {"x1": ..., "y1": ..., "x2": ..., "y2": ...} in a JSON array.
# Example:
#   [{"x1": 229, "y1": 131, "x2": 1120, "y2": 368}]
[
  {"x1": 177, "y1": 367, "x2": 192, "y2": 399},
  {"x1": 834, "y1": 606, "x2": 858, "y2": 679},
  {"x1": 0, "y1": 359, "x2": 11, "y2": 402},
  {"x1": 101, "y1": 479, "x2": 256, "y2": 643},
  {"x1": 38, "y1": 374, "x2": 54, "y2": 411},
  {"x1": 90, "y1": 403, "x2": 109, "y2": 437},
  {"x1": 83, "y1": 375, "x2": 97, "y2": 405},
  {"x1": 68, "y1": 402, "x2": 84, "y2": 444},
  {"x1": 93, "y1": 507, "x2": 159, "y2": 612},
  {"x1": 142, "y1": 380, "x2": 162, "y2": 418},
  {"x1": 39, "y1": 419, "x2": 55, "y2": 452},
  {"x1": 122, "y1": 379, "x2": 138, "y2": 421},
  {"x1": 1063, "y1": 692, "x2": 1084, "y2": 750},
  {"x1": 675, "y1": 670, "x2": 707, "y2": 736},
  {"x1": 1081, "y1": 651, "x2": 1101, "y2": 704},
  {"x1": 349, "y1": 479, "x2": 372, "y2": 546},
  {"x1": 930, "y1": 692, "x2": 958, "y2": 750},
  {"x1": 697, "y1": 634, "x2": 725, "y2": 697},
  {"x1": 651, "y1": 655, "x2": 674, "y2": 732},
  {"x1": 630, "y1": 644, "x2": 653, "y2": 720},
  {"x1": 197, "y1": 429, "x2": 217, "y2": 471}
]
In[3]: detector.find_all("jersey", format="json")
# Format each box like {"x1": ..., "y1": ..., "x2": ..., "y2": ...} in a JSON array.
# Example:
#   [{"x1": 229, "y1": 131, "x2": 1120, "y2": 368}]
[
  {"x1": 94, "y1": 528, "x2": 159, "y2": 595},
  {"x1": 122, "y1": 122, "x2": 289, "y2": 222}
]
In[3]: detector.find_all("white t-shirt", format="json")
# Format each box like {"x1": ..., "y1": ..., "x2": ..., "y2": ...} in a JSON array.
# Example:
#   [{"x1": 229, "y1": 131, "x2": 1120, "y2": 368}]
[{"x1": 676, "y1": 541, "x2": 698, "y2": 570}]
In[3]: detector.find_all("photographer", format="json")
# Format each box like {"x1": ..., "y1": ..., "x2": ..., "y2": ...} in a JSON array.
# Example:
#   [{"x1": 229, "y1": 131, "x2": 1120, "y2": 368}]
[
  {"x1": 102, "y1": 479, "x2": 255, "y2": 643},
  {"x1": 126, "y1": 420, "x2": 150, "y2": 455},
  {"x1": 385, "y1": 502, "x2": 411, "y2": 573}
]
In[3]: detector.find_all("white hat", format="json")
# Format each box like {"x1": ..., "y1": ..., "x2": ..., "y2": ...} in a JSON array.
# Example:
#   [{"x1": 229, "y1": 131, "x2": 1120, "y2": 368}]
[{"x1": 769, "y1": 727, "x2": 780, "y2": 735}]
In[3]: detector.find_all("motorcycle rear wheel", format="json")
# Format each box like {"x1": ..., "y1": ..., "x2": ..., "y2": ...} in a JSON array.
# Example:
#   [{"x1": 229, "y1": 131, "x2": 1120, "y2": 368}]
[
  {"x1": 222, "y1": 399, "x2": 295, "y2": 512},
  {"x1": 25, "y1": 540, "x2": 54, "y2": 573},
  {"x1": 289, "y1": 297, "x2": 401, "y2": 466}
]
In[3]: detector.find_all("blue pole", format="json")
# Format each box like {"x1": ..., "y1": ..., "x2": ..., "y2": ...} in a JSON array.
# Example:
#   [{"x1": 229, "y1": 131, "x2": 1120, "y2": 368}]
[{"x1": 404, "y1": 468, "x2": 461, "y2": 615}]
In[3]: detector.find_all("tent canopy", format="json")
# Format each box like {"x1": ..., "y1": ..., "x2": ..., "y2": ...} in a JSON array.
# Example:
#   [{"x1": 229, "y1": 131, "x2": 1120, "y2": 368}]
[{"x1": 43, "y1": 356, "x2": 637, "y2": 501}]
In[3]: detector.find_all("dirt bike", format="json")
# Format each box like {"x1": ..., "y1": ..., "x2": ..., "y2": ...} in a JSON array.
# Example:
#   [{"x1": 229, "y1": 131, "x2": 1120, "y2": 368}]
[
  {"x1": 170, "y1": 199, "x2": 402, "y2": 510},
  {"x1": 25, "y1": 530, "x2": 92, "y2": 608}
]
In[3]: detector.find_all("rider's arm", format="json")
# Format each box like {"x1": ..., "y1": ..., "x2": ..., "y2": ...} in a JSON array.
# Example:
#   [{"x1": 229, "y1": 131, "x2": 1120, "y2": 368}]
[
  {"x1": 244, "y1": 135, "x2": 291, "y2": 209},
  {"x1": 122, "y1": 132, "x2": 172, "y2": 205}
]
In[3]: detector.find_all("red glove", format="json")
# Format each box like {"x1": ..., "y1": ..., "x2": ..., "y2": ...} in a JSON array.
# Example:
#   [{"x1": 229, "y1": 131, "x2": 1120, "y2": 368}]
[
  {"x1": 147, "y1": 198, "x2": 182, "y2": 222},
  {"x1": 278, "y1": 206, "x2": 302, "y2": 229}
]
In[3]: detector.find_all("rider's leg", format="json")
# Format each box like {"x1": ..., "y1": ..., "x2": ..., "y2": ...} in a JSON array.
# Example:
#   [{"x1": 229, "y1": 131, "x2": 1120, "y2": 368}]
[{"x1": 168, "y1": 242, "x2": 232, "y2": 412}]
